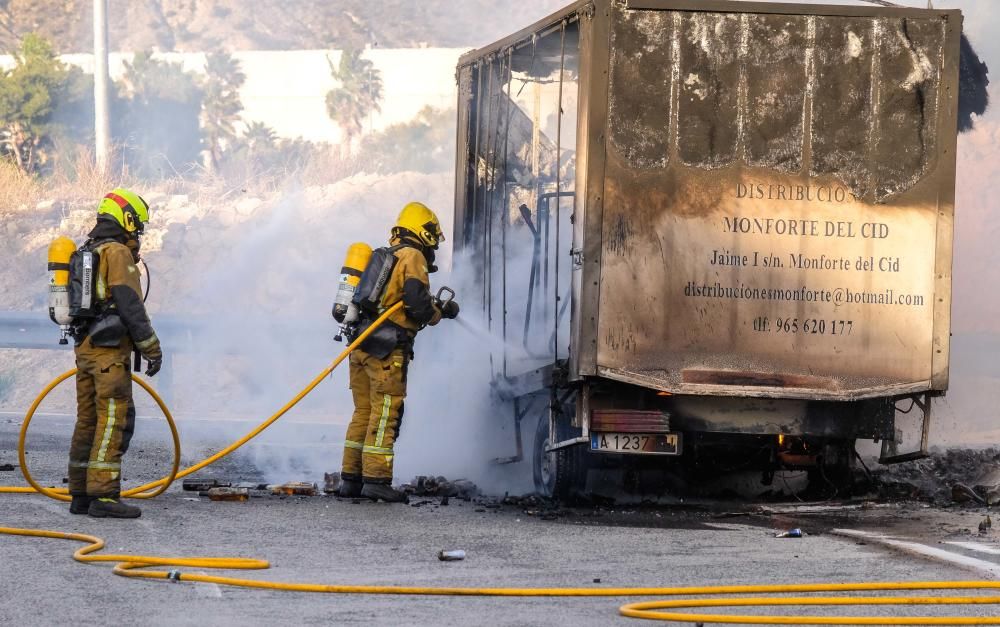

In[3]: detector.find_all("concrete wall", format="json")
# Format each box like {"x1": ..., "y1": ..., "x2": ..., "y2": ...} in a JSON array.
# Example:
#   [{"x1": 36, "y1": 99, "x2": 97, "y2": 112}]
[{"x1": 1, "y1": 48, "x2": 465, "y2": 142}]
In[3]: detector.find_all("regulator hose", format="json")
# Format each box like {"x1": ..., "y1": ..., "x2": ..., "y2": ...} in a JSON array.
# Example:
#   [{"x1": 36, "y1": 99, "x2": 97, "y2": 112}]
[{"x1": 0, "y1": 302, "x2": 404, "y2": 500}]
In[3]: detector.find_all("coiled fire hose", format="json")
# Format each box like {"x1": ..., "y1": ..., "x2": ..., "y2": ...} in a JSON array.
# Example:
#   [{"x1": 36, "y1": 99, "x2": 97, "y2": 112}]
[
  {"x1": 3, "y1": 301, "x2": 1000, "y2": 623},
  {"x1": 1, "y1": 301, "x2": 405, "y2": 500}
]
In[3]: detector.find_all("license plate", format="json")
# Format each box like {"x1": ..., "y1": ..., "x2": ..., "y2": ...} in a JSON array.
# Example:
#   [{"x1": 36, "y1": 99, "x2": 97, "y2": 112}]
[{"x1": 590, "y1": 432, "x2": 682, "y2": 455}]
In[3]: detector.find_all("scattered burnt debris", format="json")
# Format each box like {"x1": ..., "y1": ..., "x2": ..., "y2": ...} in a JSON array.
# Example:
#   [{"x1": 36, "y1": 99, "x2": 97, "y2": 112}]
[
  {"x1": 271, "y1": 482, "x2": 317, "y2": 496},
  {"x1": 182, "y1": 478, "x2": 229, "y2": 492},
  {"x1": 400, "y1": 476, "x2": 479, "y2": 500},
  {"x1": 323, "y1": 472, "x2": 342, "y2": 495},
  {"x1": 207, "y1": 487, "x2": 249, "y2": 502},
  {"x1": 871, "y1": 448, "x2": 1000, "y2": 506}
]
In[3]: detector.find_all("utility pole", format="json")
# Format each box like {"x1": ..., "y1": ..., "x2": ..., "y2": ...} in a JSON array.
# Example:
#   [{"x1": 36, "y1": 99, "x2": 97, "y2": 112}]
[{"x1": 93, "y1": 0, "x2": 110, "y2": 173}]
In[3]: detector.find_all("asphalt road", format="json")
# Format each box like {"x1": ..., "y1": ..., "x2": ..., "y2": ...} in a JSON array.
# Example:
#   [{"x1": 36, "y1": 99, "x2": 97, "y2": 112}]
[{"x1": 1, "y1": 416, "x2": 998, "y2": 626}]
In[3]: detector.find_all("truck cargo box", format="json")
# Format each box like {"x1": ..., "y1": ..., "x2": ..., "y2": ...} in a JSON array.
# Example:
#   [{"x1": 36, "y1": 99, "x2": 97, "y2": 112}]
[{"x1": 454, "y1": 0, "x2": 960, "y2": 403}]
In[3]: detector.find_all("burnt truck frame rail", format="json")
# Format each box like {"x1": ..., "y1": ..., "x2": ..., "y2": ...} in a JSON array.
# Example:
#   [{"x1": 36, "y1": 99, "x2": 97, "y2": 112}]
[{"x1": 453, "y1": 0, "x2": 960, "y2": 498}]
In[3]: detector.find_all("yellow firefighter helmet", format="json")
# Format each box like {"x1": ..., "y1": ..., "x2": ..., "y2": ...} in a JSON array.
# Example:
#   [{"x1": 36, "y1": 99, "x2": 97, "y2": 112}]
[
  {"x1": 393, "y1": 201, "x2": 444, "y2": 248},
  {"x1": 97, "y1": 188, "x2": 151, "y2": 234}
]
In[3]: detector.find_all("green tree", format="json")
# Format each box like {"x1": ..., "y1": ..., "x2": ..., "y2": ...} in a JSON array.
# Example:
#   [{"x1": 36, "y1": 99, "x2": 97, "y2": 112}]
[
  {"x1": 201, "y1": 51, "x2": 246, "y2": 171},
  {"x1": 228, "y1": 120, "x2": 318, "y2": 180},
  {"x1": 116, "y1": 51, "x2": 203, "y2": 178},
  {"x1": 361, "y1": 106, "x2": 454, "y2": 174},
  {"x1": 325, "y1": 49, "x2": 382, "y2": 154},
  {"x1": 0, "y1": 33, "x2": 69, "y2": 173}
]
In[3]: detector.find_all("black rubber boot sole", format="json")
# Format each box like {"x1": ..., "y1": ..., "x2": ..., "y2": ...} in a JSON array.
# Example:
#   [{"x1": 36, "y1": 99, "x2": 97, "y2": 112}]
[
  {"x1": 88, "y1": 500, "x2": 142, "y2": 519},
  {"x1": 360, "y1": 483, "x2": 409, "y2": 503}
]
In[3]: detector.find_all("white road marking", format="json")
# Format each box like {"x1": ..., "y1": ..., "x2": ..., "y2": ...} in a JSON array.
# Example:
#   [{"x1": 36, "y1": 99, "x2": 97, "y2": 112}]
[
  {"x1": 833, "y1": 528, "x2": 1000, "y2": 578},
  {"x1": 946, "y1": 541, "x2": 1000, "y2": 556}
]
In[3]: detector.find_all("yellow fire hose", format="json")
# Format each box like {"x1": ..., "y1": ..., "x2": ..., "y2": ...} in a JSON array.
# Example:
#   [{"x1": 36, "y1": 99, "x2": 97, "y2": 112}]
[
  {"x1": 1, "y1": 302, "x2": 404, "y2": 500},
  {"x1": 2, "y1": 301, "x2": 1000, "y2": 623}
]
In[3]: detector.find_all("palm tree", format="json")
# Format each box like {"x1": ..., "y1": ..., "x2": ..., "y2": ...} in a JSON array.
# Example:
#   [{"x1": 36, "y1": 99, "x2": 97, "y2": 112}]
[
  {"x1": 325, "y1": 49, "x2": 382, "y2": 155},
  {"x1": 201, "y1": 51, "x2": 246, "y2": 171}
]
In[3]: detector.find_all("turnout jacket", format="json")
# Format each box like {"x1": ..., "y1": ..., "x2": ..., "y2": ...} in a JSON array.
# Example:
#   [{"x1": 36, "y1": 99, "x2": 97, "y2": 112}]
[
  {"x1": 88, "y1": 240, "x2": 161, "y2": 359},
  {"x1": 382, "y1": 236, "x2": 442, "y2": 335}
]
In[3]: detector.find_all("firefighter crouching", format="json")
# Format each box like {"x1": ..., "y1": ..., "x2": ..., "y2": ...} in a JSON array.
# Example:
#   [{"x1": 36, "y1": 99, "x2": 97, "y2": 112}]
[
  {"x1": 67, "y1": 189, "x2": 163, "y2": 519},
  {"x1": 336, "y1": 202, "x2": 459, "y2": 502}
]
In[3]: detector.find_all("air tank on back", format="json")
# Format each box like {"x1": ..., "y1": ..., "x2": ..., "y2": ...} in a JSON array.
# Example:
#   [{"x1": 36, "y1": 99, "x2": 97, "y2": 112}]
[
  {"x1": 333, "y1": 242, "x2": 373, "y2": 325},
  {"x1": 47, "y1": 236, "x2": 76, "y2": 345}
]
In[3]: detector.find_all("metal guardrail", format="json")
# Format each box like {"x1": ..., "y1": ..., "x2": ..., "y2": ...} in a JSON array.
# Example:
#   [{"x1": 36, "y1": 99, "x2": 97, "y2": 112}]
[
  {"x1": 0, "y1": 311, "x2": 206, "y2": 351},
  {"x1": 0, "y1": 311, "x2": 324, "y2": 352}
]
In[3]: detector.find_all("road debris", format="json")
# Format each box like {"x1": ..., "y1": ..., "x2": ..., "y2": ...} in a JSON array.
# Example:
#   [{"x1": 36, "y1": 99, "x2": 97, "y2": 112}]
[
  {"x1": 0, "y1": 463, "x2": 15, "y2": 471},
  {"x1": 323, "y1": 472, "x2": 342, "y2": 494},
  {"x1": 271, "y1": 482, "x2": 317, "y2": 496},
  {"x1": 438, "y1": 550, "x2": 466, "y2": 561},
  {"x1": 182, "y1": 478, "x2": 229, "y2": 492},
  {"x1": 207, "y1": 487, "x2": 249, "y2": 502},
  {"x1": 872, "y1": 448, "x2": 1000, "y2": 505},
  {"x1": 952, "y1": 483, "x2": 986, "y2": 505},
  {"x1": 775, "y1": 528, "x2": 803, "y2": 538},
  {"x1": 401, "y1": 476, "x2": 479, "y2": 500},
  {"x1": 979, "y1": 515, "x2": 993, "y2": 536}
]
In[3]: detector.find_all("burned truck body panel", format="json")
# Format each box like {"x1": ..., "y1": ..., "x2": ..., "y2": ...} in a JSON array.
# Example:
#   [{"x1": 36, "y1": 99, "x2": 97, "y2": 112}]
[{"x1": 454, "y1": 0, "x2": 960, "y2": 495}]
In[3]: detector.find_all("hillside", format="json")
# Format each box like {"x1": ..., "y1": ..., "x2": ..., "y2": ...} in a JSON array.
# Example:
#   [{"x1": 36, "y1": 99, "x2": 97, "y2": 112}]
[{"x1": 0, "y1": 0, "x2": 566, "y2": 53}]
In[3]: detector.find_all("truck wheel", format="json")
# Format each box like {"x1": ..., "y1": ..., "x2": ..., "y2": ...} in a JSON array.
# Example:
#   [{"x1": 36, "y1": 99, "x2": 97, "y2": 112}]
[
  {"x1": 533, "y1": 414, "x2": 557, "y2": 497},
  {"x1": 532, "y1": 415, "x2": 585, "y2": 500}
]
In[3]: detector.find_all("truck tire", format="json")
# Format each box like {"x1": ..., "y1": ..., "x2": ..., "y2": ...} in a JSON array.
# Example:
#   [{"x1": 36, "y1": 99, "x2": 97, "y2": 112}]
[{"x1": 532, "y1": 415, "x2": 586, "y2": 500}]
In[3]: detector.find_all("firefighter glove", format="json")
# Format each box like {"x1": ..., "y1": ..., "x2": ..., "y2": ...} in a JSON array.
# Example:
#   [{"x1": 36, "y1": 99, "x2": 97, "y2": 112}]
[
  {"x1": 144, "y1": 356, "x2": 162, "y2": 377},
  {"x1": 440, "y1": 299, "x2": 460, "y2": 319}
]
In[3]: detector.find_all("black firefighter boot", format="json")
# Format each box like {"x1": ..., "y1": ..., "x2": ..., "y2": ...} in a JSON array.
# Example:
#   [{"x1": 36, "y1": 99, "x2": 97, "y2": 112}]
[
  {"x1": 361, "y1": 482, "x2": 409, "y2": 503},
  {"x1": 69, "y1": 495, "x2": 94, "y2": 515},
  {"x1": 336, "y1": 476, "x2": 363, "y2": 498},
  {"x1": 88, "y1": 497, "x2": 142, "y2": 519}
]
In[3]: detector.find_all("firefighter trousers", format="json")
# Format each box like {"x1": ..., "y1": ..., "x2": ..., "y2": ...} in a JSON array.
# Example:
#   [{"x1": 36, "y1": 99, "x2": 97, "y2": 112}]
[
  {"x1": 68, "y1": 337, "x2": 136, "y2": 498},
  {"x1": 341, "y1": 347, "x2": 409, "y2": 484}
]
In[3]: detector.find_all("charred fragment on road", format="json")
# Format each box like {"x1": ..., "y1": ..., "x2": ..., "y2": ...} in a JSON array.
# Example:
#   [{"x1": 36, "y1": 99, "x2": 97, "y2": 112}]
[
  {"x1": 873, "y1": 448, "x2": 1000, "y2": 505},
  {"x1": 400, "y1": 476, "x2": 479, "y2": 500}
]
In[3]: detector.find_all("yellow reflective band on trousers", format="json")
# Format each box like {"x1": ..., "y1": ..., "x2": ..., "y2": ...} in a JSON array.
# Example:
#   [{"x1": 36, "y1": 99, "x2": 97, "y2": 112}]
[
  {"x1": 344, "y1": 440, "x2": 364, "y2": 450},
  {"x1": 96, "y1": 398, "x2": 117, "y2": 463},
  {"x1": 341, "y1": 348, "x2": 407, "y2": 482},
  {"x1": 69, "y1": 461, "x2": 120, "y2": 471},
  {"x1": 375, "y1": 394, "x2": 390, "y2": 447}
]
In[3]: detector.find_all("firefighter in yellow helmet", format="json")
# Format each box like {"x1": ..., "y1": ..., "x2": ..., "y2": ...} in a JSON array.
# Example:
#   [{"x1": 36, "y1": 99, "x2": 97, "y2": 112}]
[
  {"x1": 338, "y1": 202, "x2": 459, "y2": 502},
  {"x1": 67, "y1": 189, "x2": 162, "y2": 518}
]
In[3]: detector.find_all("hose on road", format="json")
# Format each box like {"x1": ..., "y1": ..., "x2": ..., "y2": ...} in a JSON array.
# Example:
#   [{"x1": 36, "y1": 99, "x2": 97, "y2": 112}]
[
  {"x1": 0, "y1": 525, "x2": 999, "y2": 625},
  {"x1": 2, "y1": 299, "x2": 999, "y2": 623}
]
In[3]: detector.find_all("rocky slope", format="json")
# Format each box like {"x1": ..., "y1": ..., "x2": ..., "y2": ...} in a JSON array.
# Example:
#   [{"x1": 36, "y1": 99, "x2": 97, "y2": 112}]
[{"x1": 0, "y1": 0, "x2": 566, "y2": 53}]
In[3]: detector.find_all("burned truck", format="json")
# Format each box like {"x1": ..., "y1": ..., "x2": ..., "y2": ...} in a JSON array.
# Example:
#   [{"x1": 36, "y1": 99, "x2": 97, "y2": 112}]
[{"x1": 452, "y1": 0, "x2": 961, "y2": 497}]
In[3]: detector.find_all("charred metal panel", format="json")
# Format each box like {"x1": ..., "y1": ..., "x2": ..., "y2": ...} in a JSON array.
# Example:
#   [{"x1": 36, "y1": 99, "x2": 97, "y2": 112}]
[
  {"x1": 596, "y1": 2, "x2": 959, "y2": 401},
  {"x1": 871, "y1": 17, "x2": 945, "y2": 201},
  {"x1": 608, "y1": 8, "x2": 672, "y2": 169},
  {"x1": 677, "y1": 12, "x2": 741, "y2": 168},
  {"x1": 668, "y1": 395, "x2": 892, "y2": 439},
  {"x1": 454, "y1": 64, "x2": 476, "y2": 255},
  {"x1": 743, "y1": 14, "x2": 807, "y2": 172},
  {"x1": 811, "y1": 17, "x2": 875, "y2": 196}
]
